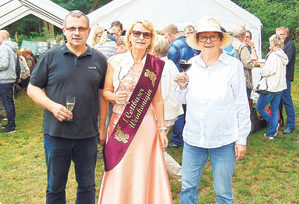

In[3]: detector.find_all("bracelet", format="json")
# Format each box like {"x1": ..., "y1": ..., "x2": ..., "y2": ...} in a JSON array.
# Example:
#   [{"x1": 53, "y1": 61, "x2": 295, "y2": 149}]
[{"x1": 158, "y1": 127, "x2": 167, "y2": 131}]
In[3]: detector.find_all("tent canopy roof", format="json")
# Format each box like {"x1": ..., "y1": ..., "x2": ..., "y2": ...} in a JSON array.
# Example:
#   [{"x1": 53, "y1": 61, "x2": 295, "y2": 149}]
[
  {"x1": 87, "y1": 0, "x2": 263, "y2": 57},
  {"x1": 0, "y1": 0, "x2": 68, "y2": 29},
  {"x1": 87, "y1": 0, "x2": 262, "y2": 31}
]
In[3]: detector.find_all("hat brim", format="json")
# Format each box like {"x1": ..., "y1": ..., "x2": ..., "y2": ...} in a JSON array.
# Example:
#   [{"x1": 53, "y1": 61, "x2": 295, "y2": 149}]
[{"x1": 186, "y1": 32, "x2": 233, "y2": 50}]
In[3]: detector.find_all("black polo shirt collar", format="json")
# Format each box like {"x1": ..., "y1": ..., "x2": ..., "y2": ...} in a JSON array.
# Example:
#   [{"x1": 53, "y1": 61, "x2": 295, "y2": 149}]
[{"x1": 61, "y1": 44, "x2": 93, "y2": 57}]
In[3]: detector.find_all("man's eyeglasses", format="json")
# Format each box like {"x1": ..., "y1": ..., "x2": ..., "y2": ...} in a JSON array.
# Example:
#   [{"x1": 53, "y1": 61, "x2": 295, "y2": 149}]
[
  {"x1": 131, "y1": 31, "x2": 152, "y2": 39},
  {"x1": 65, "y1": 27, "x2": 89, "y2": 32},
  {"x1": 198, "y1": 36, "x2": 218, "y2": 42}
]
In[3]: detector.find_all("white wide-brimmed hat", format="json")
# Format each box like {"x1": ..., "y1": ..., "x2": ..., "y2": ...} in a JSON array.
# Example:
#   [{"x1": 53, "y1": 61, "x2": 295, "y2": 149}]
[{"x1": 186, "y1": 17, "x2": 233, "y2": 49}]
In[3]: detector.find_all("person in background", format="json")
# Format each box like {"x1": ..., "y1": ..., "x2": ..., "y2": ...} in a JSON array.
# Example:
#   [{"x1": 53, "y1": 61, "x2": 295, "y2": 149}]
[
  {"x1": 153, "y1": 34, "x2": 183, "y2": 181},
  {"x1": 244, "y1": 30, "x2": 259, "y2": 61},
  {"x1": 98, "y1": 20, "x2": 172, "y2": 204},
  {"x1": 0, "y1": 30, "x2": 18, "y2": 133},
  {"x1": 184, "y1": 25, "x2": 200, "y2": 55},
  {"x1": 16, "y1": 49, "x2": 30, "y2": 89},
  {"x1": 97, "y1": 27, "x2": 120, "y2": 59},
  {"x1": 276, "y1": 27, "x2": 296, "y2": 134},
  {"x1": 110, "y1": 21, "x2": 123, "y2": 36},
  {"x1": 220, "y1": 26, "x2": 236, "y2": 57},
  {"x1": 27, "y1": 10, "x2": 108, "y2": 203},
  {"x1": 163, "y1": 24, "x2": 194, "y2": 148},
  {"x1": 91, "y1": 27, "x2": 105, "y2": 49},
  {"x1": 176, "y1": 17, "x2": 250, "y2": 204},
  {"x1": 163, "y1": 24, "x2": 194, "y2": 70},
  {"x1": 232, "y1": 26, "x2": 256, "y2": 100},
  {"x1": 22, "y1": 50, "x2": 36, "y2": 73},
  {"x1": 183, "y1": 25, "x2": 195, "y2": 38},
  {"x1": 115, "y1": 36, "x2": 127, "y2": 54},
  {"x1": 256, "y1": 34, "x2": 288, "y2": 139}
]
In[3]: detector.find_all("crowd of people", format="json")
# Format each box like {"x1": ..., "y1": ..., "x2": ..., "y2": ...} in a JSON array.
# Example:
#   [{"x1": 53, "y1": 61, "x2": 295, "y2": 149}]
[{"x1": 0, "y1": 8, "x2": 296, "y2": 204}]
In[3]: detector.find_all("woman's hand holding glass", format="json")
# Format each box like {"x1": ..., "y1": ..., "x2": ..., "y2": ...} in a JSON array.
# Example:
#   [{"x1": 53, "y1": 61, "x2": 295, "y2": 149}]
[
  {"x1": 174, "y1": 72, "x2": 189, "y2": 90},
  {"x1": 115, "y1": 80, "x2": 131, "y2": 104}
]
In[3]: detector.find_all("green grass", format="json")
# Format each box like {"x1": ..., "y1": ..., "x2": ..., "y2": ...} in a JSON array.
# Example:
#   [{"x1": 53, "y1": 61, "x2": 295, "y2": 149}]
[{"x1": 1, "y1": 44, "x2": 299, "y2": 203}]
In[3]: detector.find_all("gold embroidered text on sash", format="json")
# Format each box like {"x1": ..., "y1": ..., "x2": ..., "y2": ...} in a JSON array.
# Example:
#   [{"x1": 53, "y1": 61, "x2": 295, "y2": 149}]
[
  {"x1": 144, "y1": 69, "x2": 156, "y2": 87},
  {"x1": 114, "y1": 125, "x2": 129, "y2": 143}
]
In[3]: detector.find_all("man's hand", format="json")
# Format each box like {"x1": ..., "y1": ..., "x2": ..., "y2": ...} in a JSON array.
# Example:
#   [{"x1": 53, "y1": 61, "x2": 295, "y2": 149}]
[
  {"x1": 235, "y1": 144, "x2": 247, "y2": 161},
  {"x1": 98, "y1": 129, "x2": 106, "y2": 145},
  {"x1": 51, "y1": 103, "x2": 72, "y2": 122}
]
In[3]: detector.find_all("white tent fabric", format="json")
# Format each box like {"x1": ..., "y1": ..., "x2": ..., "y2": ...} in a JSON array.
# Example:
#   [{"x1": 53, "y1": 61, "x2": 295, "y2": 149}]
[
  {"x1": 0, "y1": 0, "x2": 68, "y2": 29},
  {"x1": 87, "y1": 0, "x2": 263, "y2": 58}
]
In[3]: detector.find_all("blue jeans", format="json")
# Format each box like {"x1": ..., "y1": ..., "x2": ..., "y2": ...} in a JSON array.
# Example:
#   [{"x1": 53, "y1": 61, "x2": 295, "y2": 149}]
[
  {"x1": 44, "y1": 135, "x2": 98, "y2": 204},
  {"x1": 180, "y1": 142, "x2": 235, "y2": 204},
  {"x1": 280, "y1": 80, "x2": 295, "y2": 129},
  {"x1": 256, "y1": 92, "x2": 282, "y2": 136},
  {"x1": 171, "y1": 114, "x2": 184, "y2": 145},
  {"x1": 246, "y1": 87, "x2": 251, "y2": 100},
  {"x1": 0, "y1": 83, "x2": 15, "y2": 129}
]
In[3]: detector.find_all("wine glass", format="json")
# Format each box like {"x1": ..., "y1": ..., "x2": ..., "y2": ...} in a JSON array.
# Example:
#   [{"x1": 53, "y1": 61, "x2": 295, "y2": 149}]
[
  {"x1": 116, "y1": 80, "x2": 132, "y2": 104},
  {"x1": 179, "y1": 59, "x2": 191, "y2": 83},
  {"x1": 179, "y1": 59, "x2": 191, "y2": 72},
  {"x1": 66, "y1": 95, "x2": 75, "y2": 121}
]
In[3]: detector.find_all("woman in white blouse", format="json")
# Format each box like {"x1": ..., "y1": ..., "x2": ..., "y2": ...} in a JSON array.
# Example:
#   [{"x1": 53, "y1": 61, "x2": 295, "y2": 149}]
[
  {"x1": 174, "y1": 17, "x2": 251, "y2": 204},
  {"x1": 256, "y1": 34, "x2": 288, "y2": 139}
]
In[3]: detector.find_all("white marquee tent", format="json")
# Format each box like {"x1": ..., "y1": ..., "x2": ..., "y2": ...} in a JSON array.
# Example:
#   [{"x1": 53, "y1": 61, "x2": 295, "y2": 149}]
[
  {"x1": 0, "y1": 0, "x2": 263, "y2": 58},
  {"x1": 0, "y1": 0, "x2": 68, "y2": 29},
  {"x1": 87, "y1": 0, "x2": 263, "y2": 58}
]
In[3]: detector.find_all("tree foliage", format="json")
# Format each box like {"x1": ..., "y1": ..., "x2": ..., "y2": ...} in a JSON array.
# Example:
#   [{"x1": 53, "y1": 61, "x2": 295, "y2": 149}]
[
  {"x1": 51, "y1": 0, "x2": 111, "y2": 14},
  {"x1": 4, "y1": 0, "x2": 111, "y2": 38},
  {"x1": 232, "y1": 0, "x2": 299, "y2": 51}
]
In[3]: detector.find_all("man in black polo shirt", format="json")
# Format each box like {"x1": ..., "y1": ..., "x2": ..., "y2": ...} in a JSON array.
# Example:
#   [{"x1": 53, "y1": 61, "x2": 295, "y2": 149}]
[{"x1": 27, "y1": 10, "x2": 107, "y2": 204}]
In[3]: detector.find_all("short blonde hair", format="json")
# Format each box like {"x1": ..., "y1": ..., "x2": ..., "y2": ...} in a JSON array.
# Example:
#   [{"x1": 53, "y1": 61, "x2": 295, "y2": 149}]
[
  {"x1": 125, "y1": 20, "x2": 156, "y2": 53},
  {"x1": 269, "y1": 34, "x2": 284, "y2": 49},
  {"x1": 276, "y1": 27, "x2": 289, "y2": 37},
  {"x1": 116, "y1": 36, "x2": 125, "y2": 47},
  {"x1": 0, "y1": 30, "x2": 9, "y2": 39},
  {"x1": 232, "y1": 26, "x2": 246, "y2": 38},
  {"x1": 153, "y1": 35, "x2": 169, "y2": 57},
  {"x1": 163, "y1": 24, "x2": 179, "y2": 35},
  {"x1": 91, "y1": 27, "x2": 105, "y2": 47}
]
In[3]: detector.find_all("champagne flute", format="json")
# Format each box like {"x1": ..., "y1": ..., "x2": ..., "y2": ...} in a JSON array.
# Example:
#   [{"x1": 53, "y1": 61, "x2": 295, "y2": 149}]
[
  {"x1": 116, "y1": 80, "x2": 132, "y2": 104},
  {"x1": 66, "y1": 95, "x2": 75, "y2": 121},
  {"x1": 179, "y1": 59, "x2": 191, "y2": 83}
]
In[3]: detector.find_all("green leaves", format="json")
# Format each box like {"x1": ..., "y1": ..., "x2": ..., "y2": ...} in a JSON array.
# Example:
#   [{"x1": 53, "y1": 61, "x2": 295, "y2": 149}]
[{"x1": 232, "y1": 0, "x2": 299, "y2": 54}]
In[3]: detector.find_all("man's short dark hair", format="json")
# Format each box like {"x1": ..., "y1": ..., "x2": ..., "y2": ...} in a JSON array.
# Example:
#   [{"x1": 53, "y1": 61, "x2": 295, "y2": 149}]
[
  {"x1": 111, "y1": 21, "x2": 123, "y2": 31},
  {"x1": 64, "y1": 10, "x2": 89, "y2": 28}
]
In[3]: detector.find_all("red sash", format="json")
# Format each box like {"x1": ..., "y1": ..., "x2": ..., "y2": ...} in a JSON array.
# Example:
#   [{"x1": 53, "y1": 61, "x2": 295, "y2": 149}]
[{"x1": 104, "y1": 54, "x2": 165, "y2": 171}]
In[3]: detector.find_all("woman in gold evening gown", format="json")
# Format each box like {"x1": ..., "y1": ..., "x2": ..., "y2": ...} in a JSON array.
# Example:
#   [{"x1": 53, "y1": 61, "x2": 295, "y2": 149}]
[{"x1": 98, "y1": 20, "x2": 173, "y2": 204}]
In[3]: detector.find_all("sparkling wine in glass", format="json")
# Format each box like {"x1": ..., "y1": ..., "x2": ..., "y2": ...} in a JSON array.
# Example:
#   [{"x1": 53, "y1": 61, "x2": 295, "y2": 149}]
[
  {"x1": 66, "y1": 95, "x2": 75, "y2": 120},
  {"x1": 117, "y1": 80, "x2": 132, "y2": 104}
]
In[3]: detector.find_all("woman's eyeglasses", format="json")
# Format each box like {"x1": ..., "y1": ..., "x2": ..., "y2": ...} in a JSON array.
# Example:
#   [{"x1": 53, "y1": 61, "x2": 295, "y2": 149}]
[
  {"x1": 65, "y1": 27, "x2": 89, "y2": 32},
  {"x1": 131, "y1": 31, "x2": 152, "y2": 39},
  {"x1": 198, "y1": 36, "x2": 218, "y2": 42}
]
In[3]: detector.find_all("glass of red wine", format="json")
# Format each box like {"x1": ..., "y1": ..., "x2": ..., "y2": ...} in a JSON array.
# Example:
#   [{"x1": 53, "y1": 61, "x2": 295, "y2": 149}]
[
  {"x1": 179, "y1": 59, "x2": 191, "y2": 72},
  {"x1": 179, "y1": 59, "x2": 191, "y2": 83}
]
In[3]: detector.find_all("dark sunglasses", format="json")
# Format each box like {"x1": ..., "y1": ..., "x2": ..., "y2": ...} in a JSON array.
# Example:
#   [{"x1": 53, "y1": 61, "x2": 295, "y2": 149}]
[
  {"x1": 131, "y1": 31, "x2": 152, "y2": 39},
  {"x1": 65, "y1": 27, "x2": 89, "y2": 32}
]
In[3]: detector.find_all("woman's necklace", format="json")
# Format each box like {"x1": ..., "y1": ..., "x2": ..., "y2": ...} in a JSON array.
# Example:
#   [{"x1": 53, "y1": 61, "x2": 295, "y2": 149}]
[{"x1": 134, "y1": 60, "x2": 142, "y2": 65}]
